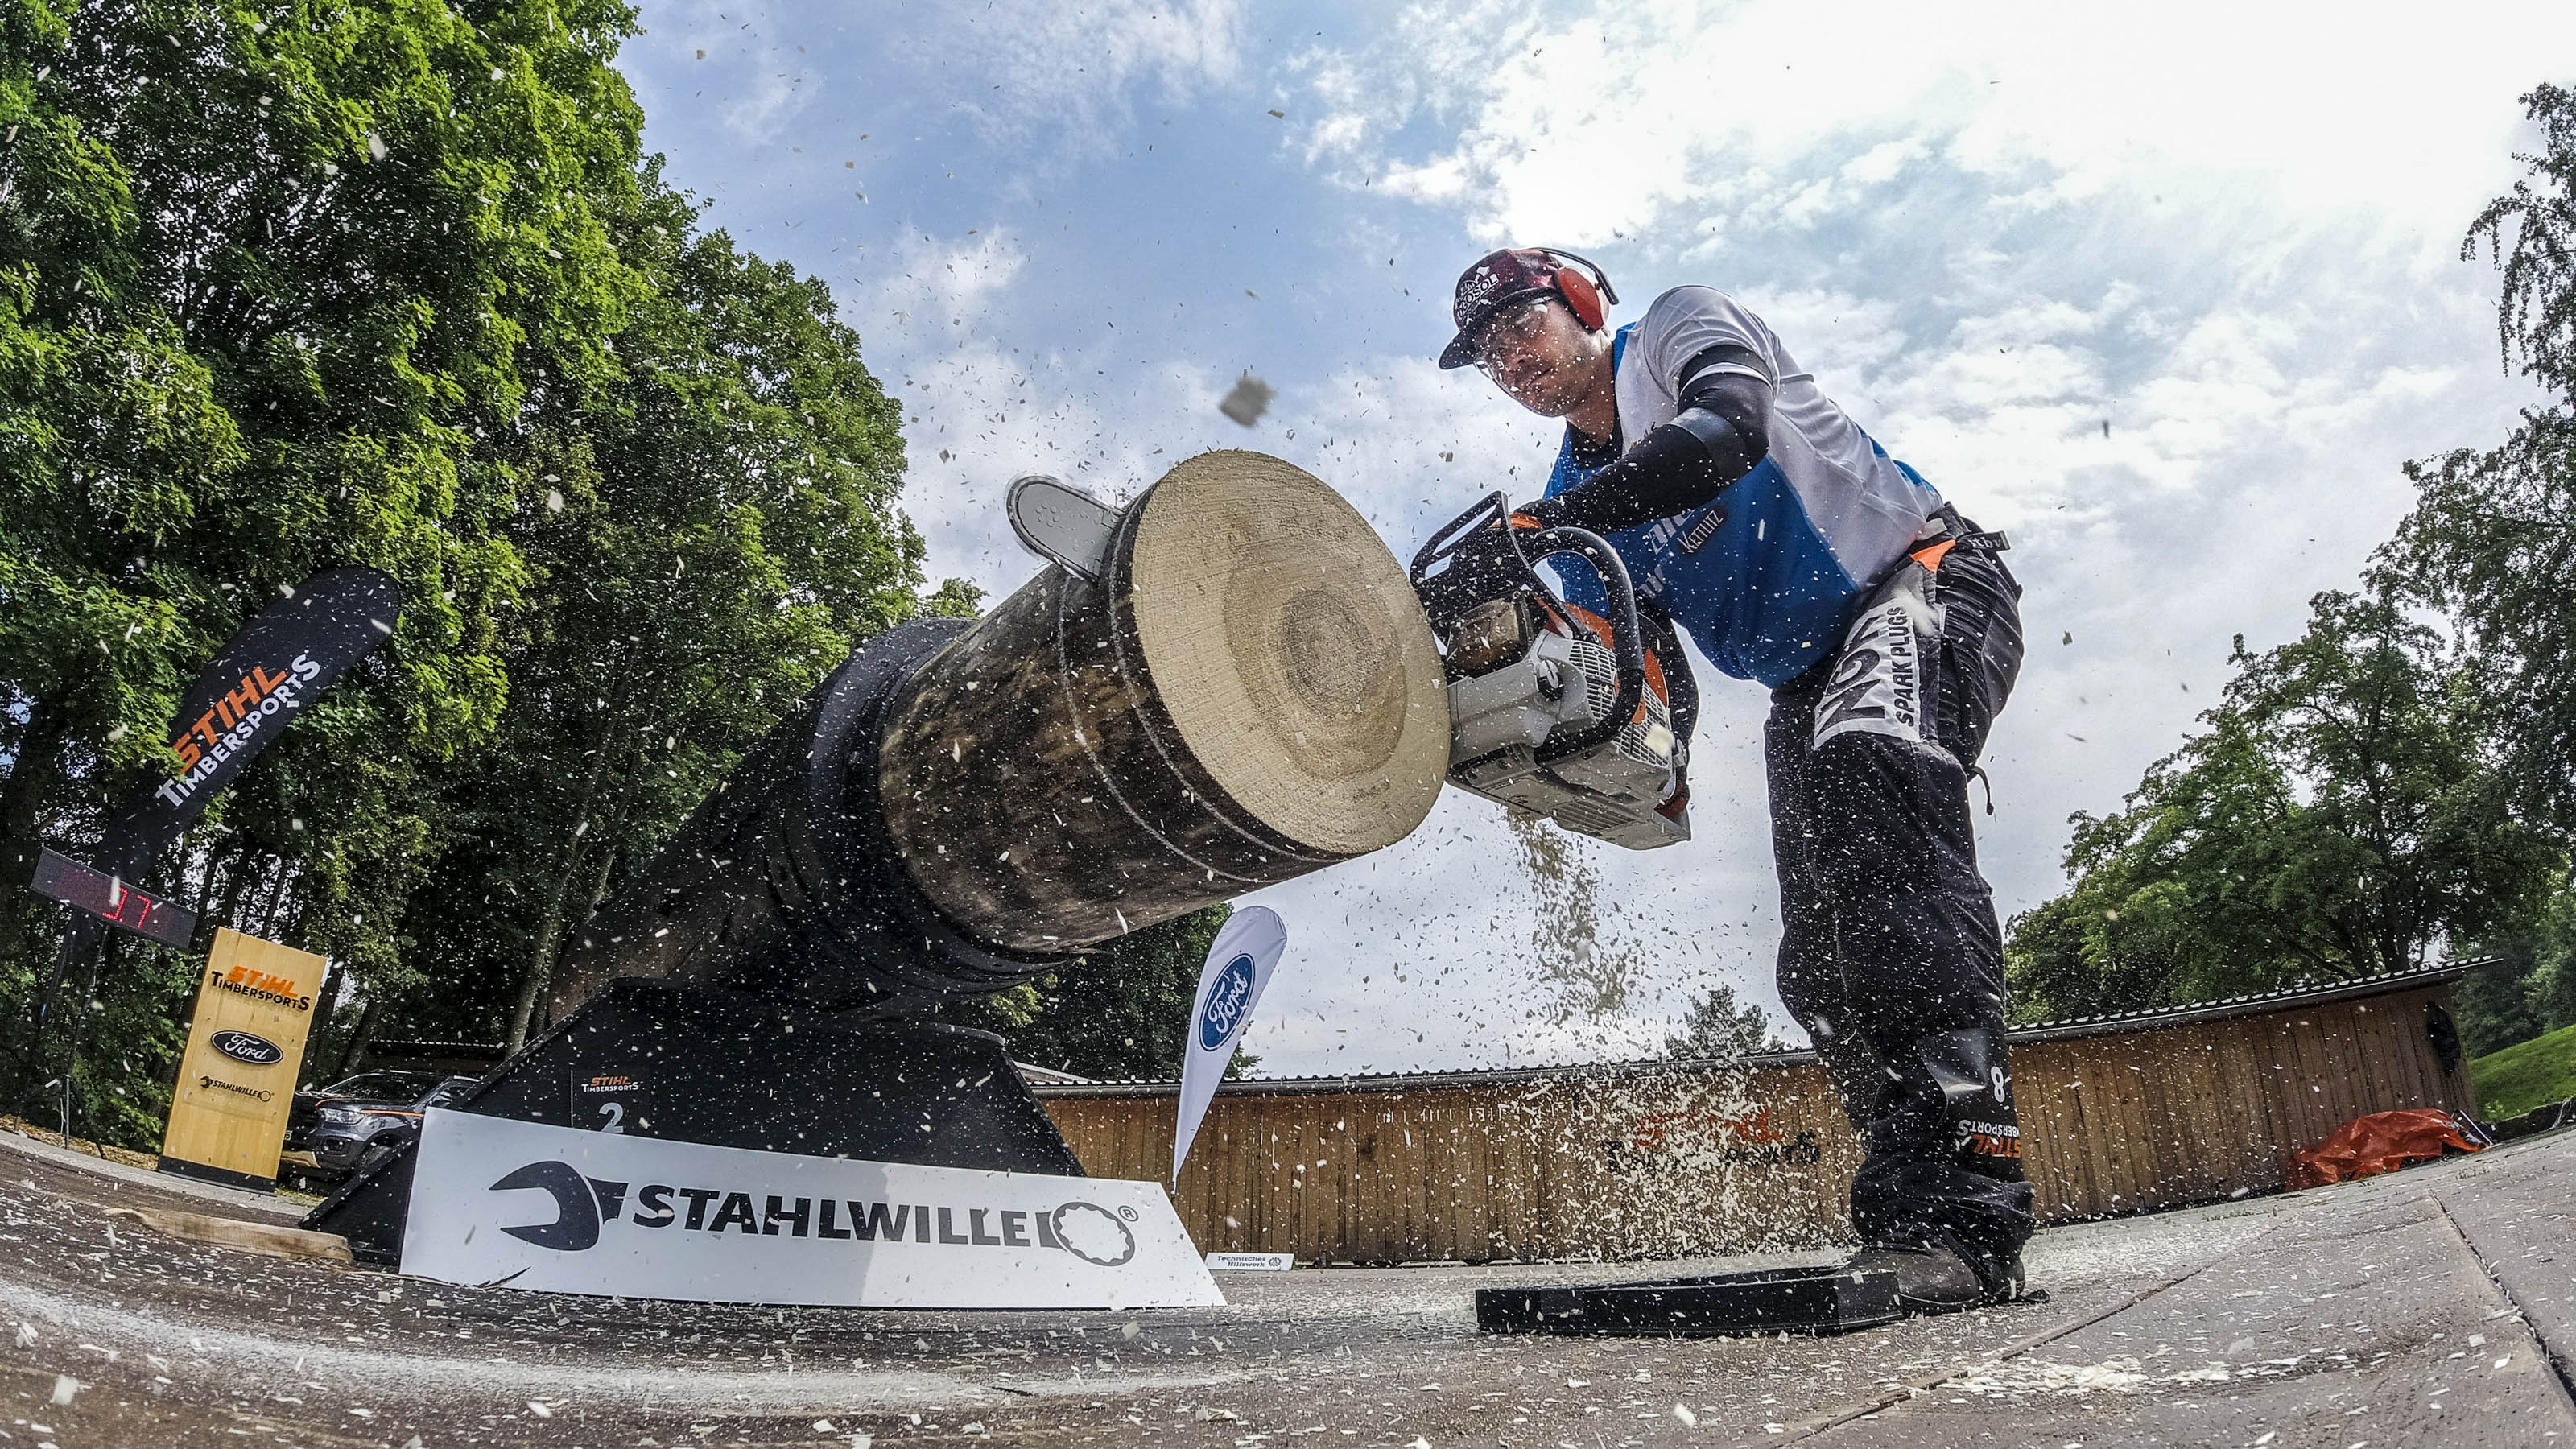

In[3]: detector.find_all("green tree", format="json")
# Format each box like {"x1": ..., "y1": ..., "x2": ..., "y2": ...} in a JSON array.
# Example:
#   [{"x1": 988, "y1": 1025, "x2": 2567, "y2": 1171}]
[
  {"x1": 0, "y1": 0, "x2": 654, "y2": 1116},
  {"x1": 940, "y1": 906, "x2": 1241, "y2": 1081},
  {"x1": 1662, "y1": 982, "x2": 1777, "y2": 1063},
  {"x1": 2367, "y1": 79, "x2": 2576, "y2": 1063},
  {"x1": 2453, "y1": 885, "x2": 2576, "y2": 1057},
  {"x1": 377, "y1": 175, "x2": 922, "y2": 1054},
  {"x1": 0, "y1": 2, "x2": 948, "y2": 1140},
  {"x1": 2007, "y1": 592, "x2": 2561, "y2": 1022},
  {"x1": 2380, "y1": 82, "x2": 2576, "y2": 836}
]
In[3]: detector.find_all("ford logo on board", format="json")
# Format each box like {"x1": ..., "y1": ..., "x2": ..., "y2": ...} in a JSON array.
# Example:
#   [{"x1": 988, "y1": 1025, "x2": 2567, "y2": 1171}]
[
  {"x1": 1197, "y1": 953, "x2": 1257, "y2": 1051},
  {"x1": 209, "y1": 1030, "x2": 284, "y2": 1066}
]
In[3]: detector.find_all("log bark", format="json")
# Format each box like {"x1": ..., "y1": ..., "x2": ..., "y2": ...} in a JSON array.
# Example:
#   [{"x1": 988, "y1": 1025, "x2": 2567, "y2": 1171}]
[{"x1": 878, "y1": 450, "x2": 1447, "y2": 952}]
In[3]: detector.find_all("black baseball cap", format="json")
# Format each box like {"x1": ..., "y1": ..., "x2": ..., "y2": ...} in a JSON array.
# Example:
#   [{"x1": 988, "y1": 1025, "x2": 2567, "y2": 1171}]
[{"x1": 1437, "y1": 248, "x2": 1571, "y2": 369}]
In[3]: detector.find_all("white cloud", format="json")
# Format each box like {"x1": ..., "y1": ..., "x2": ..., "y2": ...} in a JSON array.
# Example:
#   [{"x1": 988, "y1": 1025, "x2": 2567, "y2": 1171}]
[
  {"x1": 654, "y1": 0, "x2": 824, "y2": 143},
  {"x1": 1299, "y1": 0, "x2": 2576, "y2": 249},
  {"x1": 843, "y1": 229, "x2": 1303, "y2": 601},
  {"x1": 897, "y1": 0, "x2": 1249, "y2": 144},
  {"x1": 869, "y1": 227, "x2": 1030, "y2": 322},
  {"x1": 843, "y1": 229, "x2": 1135, "y2": 591}
]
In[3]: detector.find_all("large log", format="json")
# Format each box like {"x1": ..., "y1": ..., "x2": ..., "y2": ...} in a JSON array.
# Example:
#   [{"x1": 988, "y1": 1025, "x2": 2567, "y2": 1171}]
[
  {"x1": 878, "y1": 450, "x2": 1448, "y2": 952},
  {"x1": 538, "y1": 450, "x2": 1445, "y2": 1020}
]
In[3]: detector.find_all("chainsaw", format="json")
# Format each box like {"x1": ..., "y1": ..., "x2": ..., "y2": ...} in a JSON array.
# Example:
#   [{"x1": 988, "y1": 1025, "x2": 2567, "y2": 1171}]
[{"x1": 1410, "y1": 493, "x2": 1694, "y2": 850}]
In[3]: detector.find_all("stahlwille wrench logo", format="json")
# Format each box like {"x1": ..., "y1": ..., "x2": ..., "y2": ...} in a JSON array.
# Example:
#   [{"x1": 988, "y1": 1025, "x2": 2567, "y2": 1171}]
[
  {"x1": 487, "y1": 1159, "x2": 1140, "y2": 1266},
  {"x1": 489, "y1": 1161, "x2": 625, "y2": 1251}
]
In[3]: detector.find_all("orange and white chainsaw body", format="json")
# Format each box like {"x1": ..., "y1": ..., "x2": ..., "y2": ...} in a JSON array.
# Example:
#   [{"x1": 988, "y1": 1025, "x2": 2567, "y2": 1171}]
[{"x1": 1442, "y1": 598, "x2": 1689, "y2": 849}]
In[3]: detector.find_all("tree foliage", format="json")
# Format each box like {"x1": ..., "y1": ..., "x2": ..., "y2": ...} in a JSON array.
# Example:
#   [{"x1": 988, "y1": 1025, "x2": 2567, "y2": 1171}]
[
  {"x1": 1662, "y1": 982, "x2": 1777, "y2": 1063},
  {"x1": 939, "y1": 906, "x2": 1244, "y2": 1082},
  {"x1": 0, "y1": 0, "x2": 941, "y2": 1142},
  {"x1": 2452, "y1": 889, "x2": 2576, "y2": 1058},
  {"x1": 2380, "y1": 83, "x2": 2576, "y2": 836},
  {"x1": 2007, "y1": 592, "x2": 2560, "y2": 1024},
  {"x1": 382, "y1": 179, "x2": 921, "y2": 1052}
]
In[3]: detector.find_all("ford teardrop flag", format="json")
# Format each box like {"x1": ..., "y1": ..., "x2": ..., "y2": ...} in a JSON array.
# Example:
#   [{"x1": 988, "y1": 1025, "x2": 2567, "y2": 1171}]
[{"x1": 1172, "y1": 906, "x2": 1287, "y2": 1187}]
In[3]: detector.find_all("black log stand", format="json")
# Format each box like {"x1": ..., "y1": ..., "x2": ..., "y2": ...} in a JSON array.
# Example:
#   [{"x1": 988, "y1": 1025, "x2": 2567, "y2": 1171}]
[
  {"x1": 305, "y1": 617, "x2": 1092, "y2": 1268},
  {"x1": 303, "y1": 460, "x2": 1452, "y2": 1278},
  {"x1": 304, "y1": 977, "x2": 1084, "y2": 1265},
  {"x1": 539, "y1": 617, "x2": 1071, "y2": 1022}
]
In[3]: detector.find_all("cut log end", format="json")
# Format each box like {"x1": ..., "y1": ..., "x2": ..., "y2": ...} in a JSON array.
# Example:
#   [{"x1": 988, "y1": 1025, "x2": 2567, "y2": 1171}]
[{"x1": 1125, "y1": 450, "x2": 1447, "y2": 856}]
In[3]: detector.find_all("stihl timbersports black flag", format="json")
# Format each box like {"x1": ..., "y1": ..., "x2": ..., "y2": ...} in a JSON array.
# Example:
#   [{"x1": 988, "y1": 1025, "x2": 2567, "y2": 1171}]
[
  {"x1": 27, "y1": 566, "x2": 400, "y2": 1037},
  {"x1": 95, "y1": 565, "x2": 403, "y2": 878}
]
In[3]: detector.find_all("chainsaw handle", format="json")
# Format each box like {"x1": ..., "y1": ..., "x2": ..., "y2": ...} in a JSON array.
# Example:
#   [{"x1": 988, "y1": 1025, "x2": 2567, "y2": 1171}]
[
  {"x1": 1410, "y1": 491, "x2": 1510, "y2": 576},
  {"x1": 1409, "y1": 493, "x2": 1649, "y2": 760},
  {"x1": 1407, "y1": 491, "x2": 1515, "y2": 630},
  {"x1": 1519, "y1": 525, "x2": 1649, "y2": 766}
]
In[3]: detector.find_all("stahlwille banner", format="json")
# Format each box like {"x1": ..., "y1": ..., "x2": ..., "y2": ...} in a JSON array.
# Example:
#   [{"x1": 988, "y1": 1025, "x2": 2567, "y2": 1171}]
[{"x1": 402, "y1": 1111, "x2": 1226, "y2": 1310}]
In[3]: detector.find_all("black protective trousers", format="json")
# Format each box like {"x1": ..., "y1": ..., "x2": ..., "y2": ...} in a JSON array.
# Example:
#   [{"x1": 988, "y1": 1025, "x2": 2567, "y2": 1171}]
[{"x1": 1764, "y1": 509, "x2": 2033, "y2": 1276}]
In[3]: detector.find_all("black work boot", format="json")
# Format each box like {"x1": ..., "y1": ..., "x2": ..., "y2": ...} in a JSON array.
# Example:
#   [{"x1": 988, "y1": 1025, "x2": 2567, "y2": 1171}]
[{"x1": 1847, "y1": 1232, "x2": 2029, "y2": 1315}]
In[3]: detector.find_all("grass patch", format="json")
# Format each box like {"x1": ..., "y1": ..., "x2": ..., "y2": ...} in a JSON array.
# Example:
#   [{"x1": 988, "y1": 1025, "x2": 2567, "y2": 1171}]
[{"x1": 2471, "y1": 1021, "x2": 2576, "y2": 1121}]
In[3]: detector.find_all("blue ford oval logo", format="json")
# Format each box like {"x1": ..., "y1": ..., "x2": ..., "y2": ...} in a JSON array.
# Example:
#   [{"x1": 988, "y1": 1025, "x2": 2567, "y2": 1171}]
[
  {"x1": 209, "y1": 1030, "x2": 283, "y2": 1067},
  {"x1": 1198, "y1": 953, "x2": 1257, "y2": 1051}
]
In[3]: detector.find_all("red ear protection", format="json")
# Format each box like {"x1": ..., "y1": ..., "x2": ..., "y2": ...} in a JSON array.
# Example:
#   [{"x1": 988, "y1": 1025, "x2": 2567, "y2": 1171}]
[
  {"x1": 1554, "y1": 265, "x2": 1605, "y2": 331},
  {"x1": 1534, "y1": 248, "x2": 1618, "y2": 332}
]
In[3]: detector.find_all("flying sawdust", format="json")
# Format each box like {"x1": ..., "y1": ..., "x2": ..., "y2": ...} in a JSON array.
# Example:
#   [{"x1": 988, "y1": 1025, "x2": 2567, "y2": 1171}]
[{"x1": 1505, "y1": 810, "x2": 1648, "y2": 1024}]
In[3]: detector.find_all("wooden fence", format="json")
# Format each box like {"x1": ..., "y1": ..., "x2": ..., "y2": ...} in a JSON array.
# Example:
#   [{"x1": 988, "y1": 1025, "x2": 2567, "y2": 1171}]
[{"x1": 1034, "y1": 967, "x2": 2477, "y2": 1264}]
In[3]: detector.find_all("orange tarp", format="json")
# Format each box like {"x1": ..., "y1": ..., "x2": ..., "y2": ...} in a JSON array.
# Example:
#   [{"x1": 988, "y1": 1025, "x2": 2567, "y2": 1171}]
[{"x1": 2287, "y1": 1108, "x2": 2485, "y2": 1190}]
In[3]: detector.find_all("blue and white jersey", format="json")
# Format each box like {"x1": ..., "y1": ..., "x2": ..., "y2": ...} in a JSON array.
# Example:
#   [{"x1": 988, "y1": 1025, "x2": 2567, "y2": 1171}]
[{"x1": 1546, "y1": 286, "x2": 1942, "y2": 688}]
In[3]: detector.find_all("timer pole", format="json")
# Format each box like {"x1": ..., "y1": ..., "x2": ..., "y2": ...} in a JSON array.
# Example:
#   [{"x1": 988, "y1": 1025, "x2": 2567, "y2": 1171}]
[
  {"x1": 15, "y1": 848, "x2": 162, "y2": 1129},
  {"x1": 12, "y1": 927, "x2": 92, "y2": 1129},
  {"x1": 56, "y1": 931, "x2": 115, "y2": 1154}
]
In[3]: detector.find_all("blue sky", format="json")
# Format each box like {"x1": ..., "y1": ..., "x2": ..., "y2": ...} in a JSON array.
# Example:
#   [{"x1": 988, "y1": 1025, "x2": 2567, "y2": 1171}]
[{"x1": 617, "y1": 1, "x2": 2574, "y2": 1075}]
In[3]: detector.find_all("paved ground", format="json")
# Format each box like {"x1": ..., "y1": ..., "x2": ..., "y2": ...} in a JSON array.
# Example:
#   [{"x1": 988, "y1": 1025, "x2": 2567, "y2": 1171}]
[
  {"x1": 1, "y1": 1123, "x2": 2570, "y2": 1448},
  {"x1": 0, "y1": 1129, "x2": 314, "y2": 1224}
]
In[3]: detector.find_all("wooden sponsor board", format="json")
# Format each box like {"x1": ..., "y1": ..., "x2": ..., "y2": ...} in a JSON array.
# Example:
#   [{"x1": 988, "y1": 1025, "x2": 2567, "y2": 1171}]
[{"x1": 159, "y1": 928, "x2": 326, "y2": 1192}]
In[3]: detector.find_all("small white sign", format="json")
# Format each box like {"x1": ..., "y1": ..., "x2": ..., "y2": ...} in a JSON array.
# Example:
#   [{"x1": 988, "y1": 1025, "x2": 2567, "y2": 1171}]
[
  {"x1": 402, "y1": 1110, "x2": 1224, "y2": 1310},
  {"x1": 1204, "y1": 1251, "x2": 1295, "y2": 1272}
]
